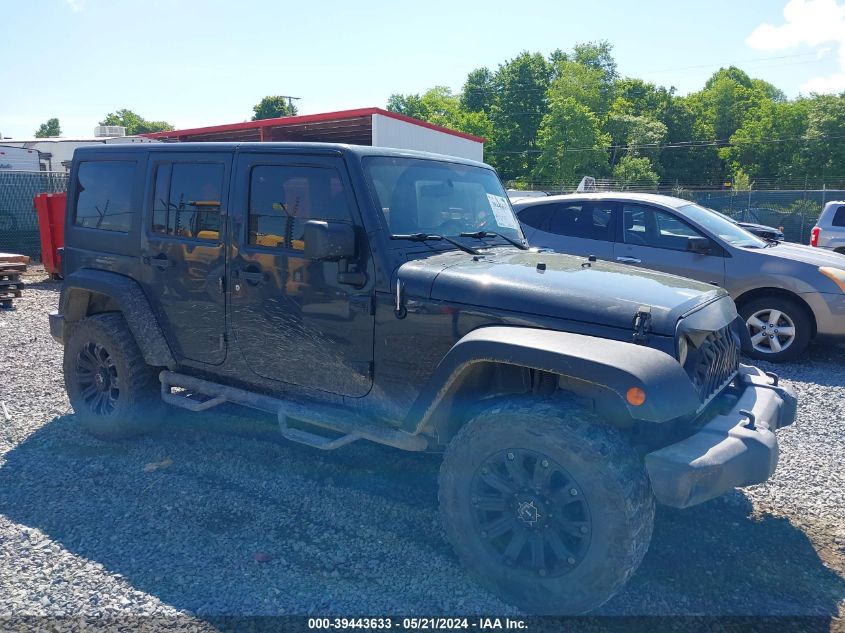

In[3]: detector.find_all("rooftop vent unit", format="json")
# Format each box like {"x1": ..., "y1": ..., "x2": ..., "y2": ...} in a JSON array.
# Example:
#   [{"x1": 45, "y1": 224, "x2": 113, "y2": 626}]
[{"x1": 94, "y1": 125, "x2": 126, "y2": 138}]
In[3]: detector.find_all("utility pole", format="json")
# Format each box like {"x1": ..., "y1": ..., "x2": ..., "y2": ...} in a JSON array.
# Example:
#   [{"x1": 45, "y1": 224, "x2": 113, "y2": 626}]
[{"x1": 279, "y1": 96, "x2": 302, "y2": 111}]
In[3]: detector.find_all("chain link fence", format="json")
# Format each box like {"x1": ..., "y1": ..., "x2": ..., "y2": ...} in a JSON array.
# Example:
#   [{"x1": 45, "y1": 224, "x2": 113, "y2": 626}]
[
  {"x1": 508, "y1": 179, "x2": 845, "y2": 245},
  {"x1": 1, "y1": 171, "x2": 844, "y2": 257},
  {"x1": 0, "y1": 171, "x2": 68, "y2": 258},
  {"x1": 675, "y1": 189, "x2": 844, "y2": 244}
]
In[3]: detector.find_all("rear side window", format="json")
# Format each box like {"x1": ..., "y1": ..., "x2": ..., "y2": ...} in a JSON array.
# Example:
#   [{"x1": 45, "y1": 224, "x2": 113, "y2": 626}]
[
  {"x1": 248, "y1": 165, "x2": 351, "y2": 250},
  {"x1": 152, "y1": 163, "x2": 224, "y2": 240},
  {"x1": 548, "y1": 202, "x2": 615, "y2": 241},
  {"x1": 516, "y1": 204, "x2": 551, "y2": 230},
  {"x1": 74, "y1": 161, "x2": 136, "y2": 232},
  {"x1": 832, "y1": 206, "x2": 845, "y2": 227}
]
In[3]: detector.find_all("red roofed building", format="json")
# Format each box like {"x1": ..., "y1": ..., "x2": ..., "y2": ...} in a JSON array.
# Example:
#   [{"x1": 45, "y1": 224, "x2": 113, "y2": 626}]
[{"x1": 142, "y1": 107, "x2": 484, "y2": 161}]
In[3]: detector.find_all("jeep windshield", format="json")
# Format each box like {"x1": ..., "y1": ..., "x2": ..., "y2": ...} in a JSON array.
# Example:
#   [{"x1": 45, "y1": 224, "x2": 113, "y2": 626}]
[{"x1": 363, "y1": 157, "x2": 526, "y2": 247}]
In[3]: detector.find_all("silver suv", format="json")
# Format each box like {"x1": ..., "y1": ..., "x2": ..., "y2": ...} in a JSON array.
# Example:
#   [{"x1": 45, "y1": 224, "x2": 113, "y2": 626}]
[
  {"x1": 811, "y1": 201, "x2": 845, "y2": 253},
  {"x1": 515, "y1": 192, "x2": 845, "y2": 362}
]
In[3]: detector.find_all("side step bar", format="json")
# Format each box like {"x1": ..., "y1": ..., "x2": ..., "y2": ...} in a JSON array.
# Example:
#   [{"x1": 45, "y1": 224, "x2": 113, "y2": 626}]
[{"x1": 159, "y1": 371, "x2": 427, "y2": 452}]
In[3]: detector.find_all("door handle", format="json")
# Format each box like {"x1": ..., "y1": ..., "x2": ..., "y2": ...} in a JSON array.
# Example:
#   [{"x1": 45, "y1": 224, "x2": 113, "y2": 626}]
[
  {"x1": 238, "y1": 270, "x2": 265, "y2": 285},
  {"x1": 616, "y1": 256, "x2": 641, "y2": 264},
  {"x1": 144, "y1": 255, "x2": 172, "y2": 270}
]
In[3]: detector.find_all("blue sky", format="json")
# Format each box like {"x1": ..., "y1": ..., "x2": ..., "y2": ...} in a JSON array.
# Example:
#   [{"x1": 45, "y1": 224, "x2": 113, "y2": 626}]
[{"x1": 2, "y1": 0, "x2": 844, "y2": 139}]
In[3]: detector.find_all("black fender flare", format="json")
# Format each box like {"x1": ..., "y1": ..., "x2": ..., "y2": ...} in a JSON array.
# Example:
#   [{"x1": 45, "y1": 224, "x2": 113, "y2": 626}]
[
  {"x1": 404, "y1": 326, "x2": 700, "y2": 436},
  {"x1": 58, "y1": 269, "x2": 175, "y2": 367}
]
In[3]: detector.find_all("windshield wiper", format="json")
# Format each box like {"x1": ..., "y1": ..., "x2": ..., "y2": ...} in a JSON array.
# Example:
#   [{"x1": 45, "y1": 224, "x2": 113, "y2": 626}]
[
  {"x1": 391, "y1": 233, "x2": 480, "y2": 255},
  {"x1": 460, "y1": 230, "x2": 529, "y2": 250},
  {"x1": 763, "y1": 238, "x2": 780, "y2": 247}
]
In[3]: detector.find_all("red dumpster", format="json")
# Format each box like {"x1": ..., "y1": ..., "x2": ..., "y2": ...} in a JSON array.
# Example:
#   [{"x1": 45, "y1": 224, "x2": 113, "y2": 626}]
[{"x1": 33, "y1": 192, "x2": 66, "y2": 278}]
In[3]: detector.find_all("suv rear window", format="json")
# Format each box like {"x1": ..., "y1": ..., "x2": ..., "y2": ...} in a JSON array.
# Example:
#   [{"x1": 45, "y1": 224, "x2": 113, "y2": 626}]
[
  {"x1": 74, "y1": 161, "x2": 136, "y2": 232},
  {"x1": 832, "y1": 206, "x2": 845, "y2": 227}
]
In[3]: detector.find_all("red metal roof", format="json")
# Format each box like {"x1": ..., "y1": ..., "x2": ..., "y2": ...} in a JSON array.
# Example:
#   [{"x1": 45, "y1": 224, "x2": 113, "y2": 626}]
[{"x1": 141, "y1": 107, "x2": 485, "y2": 144}]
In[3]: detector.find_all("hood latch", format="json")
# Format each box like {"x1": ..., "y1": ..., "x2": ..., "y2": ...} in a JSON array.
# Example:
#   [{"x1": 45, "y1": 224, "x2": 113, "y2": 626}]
[{"x1": 632, "y1": 306, "x2": 652, "y2": 344}]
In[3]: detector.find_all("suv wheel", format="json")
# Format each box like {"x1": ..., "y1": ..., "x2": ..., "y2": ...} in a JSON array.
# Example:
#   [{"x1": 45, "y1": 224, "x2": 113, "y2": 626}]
[
  {"x1": 739, "y1": 296, "x2": 811, "y2": 362},
  {"x1": 439, "y1": 398, "x2": 654, "y2": 614},
  {"x1": 64, "y1": 313, "x2": 161, "y2": 439}
]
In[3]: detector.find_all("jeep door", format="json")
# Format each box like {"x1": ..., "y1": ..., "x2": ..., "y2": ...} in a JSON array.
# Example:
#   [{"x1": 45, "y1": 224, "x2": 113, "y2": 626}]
[
  {"x1": 229, "y1": 152, "x2": 375, "y2": 397},
  {"x1": 141, "y1": 152, "x2": 231, "y2": 365},
  {"x1": 519, "y1": 200, "x2": 616, "y2": 258},
  {"x1": 613, "y1": 203, "x2": 727, "y2": 287}
]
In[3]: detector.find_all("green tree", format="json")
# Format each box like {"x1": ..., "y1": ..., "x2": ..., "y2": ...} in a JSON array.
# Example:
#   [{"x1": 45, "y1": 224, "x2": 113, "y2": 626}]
[
  {"x1": 460, "y1": 67, "x2": 494, "y2": 113},
  {"x1": 721, "y1": 99, "x2": 810, "y2": 183},
  {"x1": 532, "y1": 97, "x2": 609, "y2": 185},
  {"x1": 612, "y1": 155, "x2": 660, "y2": 189},
  {"x1": 605, "y1": 112, "x2": 667, "y2": 168},
  {"x1": 548, "y1": 60, "x2": 607, "y2": 114},
  {"x1": 99, "y1": 109, "x2": 173, "y2": 135},
  {"x1": 251, "y1": 95, "x2": 299, "y2": 120},
  {"x1": 34, "y1": 118, "x2": 61, "y2": 138},
  {"x1": 801, "y1": 94, "x2": 845, "y2": 181},
  {"x1": 488, "y1": 51, "x2": 552, "y2": 180}
]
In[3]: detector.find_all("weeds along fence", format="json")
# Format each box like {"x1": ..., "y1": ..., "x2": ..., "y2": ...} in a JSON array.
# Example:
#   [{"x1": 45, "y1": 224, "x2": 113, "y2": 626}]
[{"x1": 0, "y1": 171, "x2": 68, "y2": 258}]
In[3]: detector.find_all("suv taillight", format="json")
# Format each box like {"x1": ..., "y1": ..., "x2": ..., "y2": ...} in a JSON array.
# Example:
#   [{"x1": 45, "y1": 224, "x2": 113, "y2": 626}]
[{"x1": 811, "y1": 226, "x2": 820, "y2": 247}]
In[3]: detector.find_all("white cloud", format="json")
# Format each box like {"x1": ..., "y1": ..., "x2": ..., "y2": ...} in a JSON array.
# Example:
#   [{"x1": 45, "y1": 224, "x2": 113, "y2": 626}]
[
  {"x1": 746, "y1": 0, "x2": 845, "y2": 93},
  {"x1": 65, "y1": 0, "x2": 81, "y2": 12}
]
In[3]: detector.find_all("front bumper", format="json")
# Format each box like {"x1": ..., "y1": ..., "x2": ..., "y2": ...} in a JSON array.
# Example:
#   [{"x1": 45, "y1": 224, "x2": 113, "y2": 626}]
[
  {"x1": 49, "y1": 311, "x2": 65, "y2": 344},
  {"x1": 645, "y1": 364, "x2": 797, "y2": 509},
  {"x1": 801, "y1": 291, "x2": 845, "y2": 339}
]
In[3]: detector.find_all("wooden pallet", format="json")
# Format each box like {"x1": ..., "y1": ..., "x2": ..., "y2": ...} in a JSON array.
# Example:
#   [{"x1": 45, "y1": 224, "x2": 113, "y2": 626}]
[
  {"x1": 0, "y1": 253, "x2": 28, "y2": 309},
  {"x1": 0, "y1": 253, "x2": 30, "y2": 265}
]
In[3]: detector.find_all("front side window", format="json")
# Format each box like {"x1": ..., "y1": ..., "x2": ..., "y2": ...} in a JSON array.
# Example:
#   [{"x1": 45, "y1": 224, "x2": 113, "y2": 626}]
[
  {"x1": 547, "y1": 202, "x2": 614, "y2": 241},
  {"x1": 152, "y1": 163, "x2": 224, "y2": 240},
  {"x1": 248, "y1": 165, "x2": 351, "y2": 250},
  {"x1": 74, "y1": 161, "x2": 136, "y2": 232},
  {"x1": 363, "y1": 157, "x2": 523, "y2": 242},
  {"x1": 623, "y1": 204, "x2": 706, "y2": 251}
]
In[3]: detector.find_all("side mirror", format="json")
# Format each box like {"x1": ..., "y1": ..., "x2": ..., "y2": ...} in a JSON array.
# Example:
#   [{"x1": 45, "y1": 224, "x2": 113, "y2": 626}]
[
  {"x1": 687, "y1": 236, "x2": 712, "y2": 254},
  {"x1": 303, "y1": 220, "x2": 356, "y2": 261}
]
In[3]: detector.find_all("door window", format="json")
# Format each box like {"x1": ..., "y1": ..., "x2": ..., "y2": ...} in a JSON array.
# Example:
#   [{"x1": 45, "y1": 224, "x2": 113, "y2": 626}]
[
  {"x1": 152, "y1": 163, "x2": 224, "y2": 240},
  {"x1": 74, "y1": 161, "x2": 136, "y2": 232},
  {"x1": 247, "y1": 165, "x2": 352, "y2": 250},
  {"x1": 622, "y1": 204, "x2": 705, "y2": 251},
  {"x1": 547, "y1": 203, "x2": 614, "y2": 241},
  {"x1": 516, "y1": 204, "x2": 551, "y2": 230}
]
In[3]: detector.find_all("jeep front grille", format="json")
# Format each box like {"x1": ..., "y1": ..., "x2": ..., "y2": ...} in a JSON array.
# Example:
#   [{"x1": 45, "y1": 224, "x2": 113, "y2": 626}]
[{"x1": 687, "y1": 325, "x2": 740, "y2": 406}]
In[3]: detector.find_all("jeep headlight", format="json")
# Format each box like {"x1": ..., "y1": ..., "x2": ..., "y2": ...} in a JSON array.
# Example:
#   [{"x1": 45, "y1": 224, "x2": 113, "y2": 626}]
[
  {"x1": 819, "y1": 266, "x2": 845, "y2": 293},
  {"x1": 677, "y1": 336, "x2": 689, "y2": 366}
]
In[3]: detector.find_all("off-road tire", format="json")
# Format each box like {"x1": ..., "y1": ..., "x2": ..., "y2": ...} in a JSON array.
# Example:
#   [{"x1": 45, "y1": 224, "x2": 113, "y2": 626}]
[
  {"x1": 439, "y1": 398, "x2": 654, "y2": 614},
  {"x1": 64, "y1": 313, "x2": 162, "y2": 439},
  {"x1": 738, "y1": 295, "x2": 812, "y2": 362}
]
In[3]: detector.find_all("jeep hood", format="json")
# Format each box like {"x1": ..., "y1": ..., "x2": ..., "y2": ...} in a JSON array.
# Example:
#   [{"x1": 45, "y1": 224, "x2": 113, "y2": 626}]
[{"x1": 397, "y1": 249, "x2": 726, "y2": 336}]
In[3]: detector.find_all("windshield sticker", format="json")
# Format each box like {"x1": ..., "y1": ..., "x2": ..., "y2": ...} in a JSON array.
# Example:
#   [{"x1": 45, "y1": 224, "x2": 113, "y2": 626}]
[{"x1": 487, "y1": 194, "x2": 518, "y2": 229}]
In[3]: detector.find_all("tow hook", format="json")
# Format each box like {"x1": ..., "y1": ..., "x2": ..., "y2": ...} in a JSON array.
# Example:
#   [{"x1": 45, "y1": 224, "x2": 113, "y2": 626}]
[
  {"x1": 740, "y1": 409, "x2": 757, "y2": 431},
  {"x1": 765, "y1": 371, "x2": 779, "y2": 386}
]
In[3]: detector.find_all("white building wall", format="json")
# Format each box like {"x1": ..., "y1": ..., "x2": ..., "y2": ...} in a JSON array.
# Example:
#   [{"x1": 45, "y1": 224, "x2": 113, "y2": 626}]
[{"x1": 371, "y1": 114, "x2": 483, "y2": 162}]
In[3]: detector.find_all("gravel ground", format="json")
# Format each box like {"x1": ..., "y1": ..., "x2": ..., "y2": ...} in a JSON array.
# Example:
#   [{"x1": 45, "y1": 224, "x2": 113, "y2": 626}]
[{"x1": 0, "y1": 269, "x2": 843, "y2": 627}]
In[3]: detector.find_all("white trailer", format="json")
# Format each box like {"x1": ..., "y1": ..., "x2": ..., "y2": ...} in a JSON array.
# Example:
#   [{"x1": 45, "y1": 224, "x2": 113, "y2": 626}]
[
  {"x1": 0, "y1": 145, "x2": 41, "y2": 171},
  {"x1": 0, "y1": 135, "x2": 158, "y2": 172}
]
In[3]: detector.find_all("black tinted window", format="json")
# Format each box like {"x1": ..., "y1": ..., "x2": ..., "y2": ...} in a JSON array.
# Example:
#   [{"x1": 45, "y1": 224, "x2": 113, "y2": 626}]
[
  {"x1": 548, "y1": 203, "x2": 614, "y2": 241},
  {"x1": 74, "y1": 161, "x2": 136, "y2": 232},
  {"x1": 152, "y1": 163, "x2": 224, "y2": 240},
  {"x1": 248, "y1": 165, "x2": 351, "y2": 250},
  {"x1": 623, "y1": 204, "x2": 705, "y2": 251},
  {"x1": 832, "y1": 206, "x2": 845, "y2": 227},
  {"x1": 516, "y1": 205, "x2": 551, "y2": 230}
]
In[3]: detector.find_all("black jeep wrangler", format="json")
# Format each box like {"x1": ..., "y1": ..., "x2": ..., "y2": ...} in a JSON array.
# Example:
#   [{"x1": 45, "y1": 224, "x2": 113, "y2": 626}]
[{"x1": 50, "y1": 143, "x2": 796, "y2": 614}]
